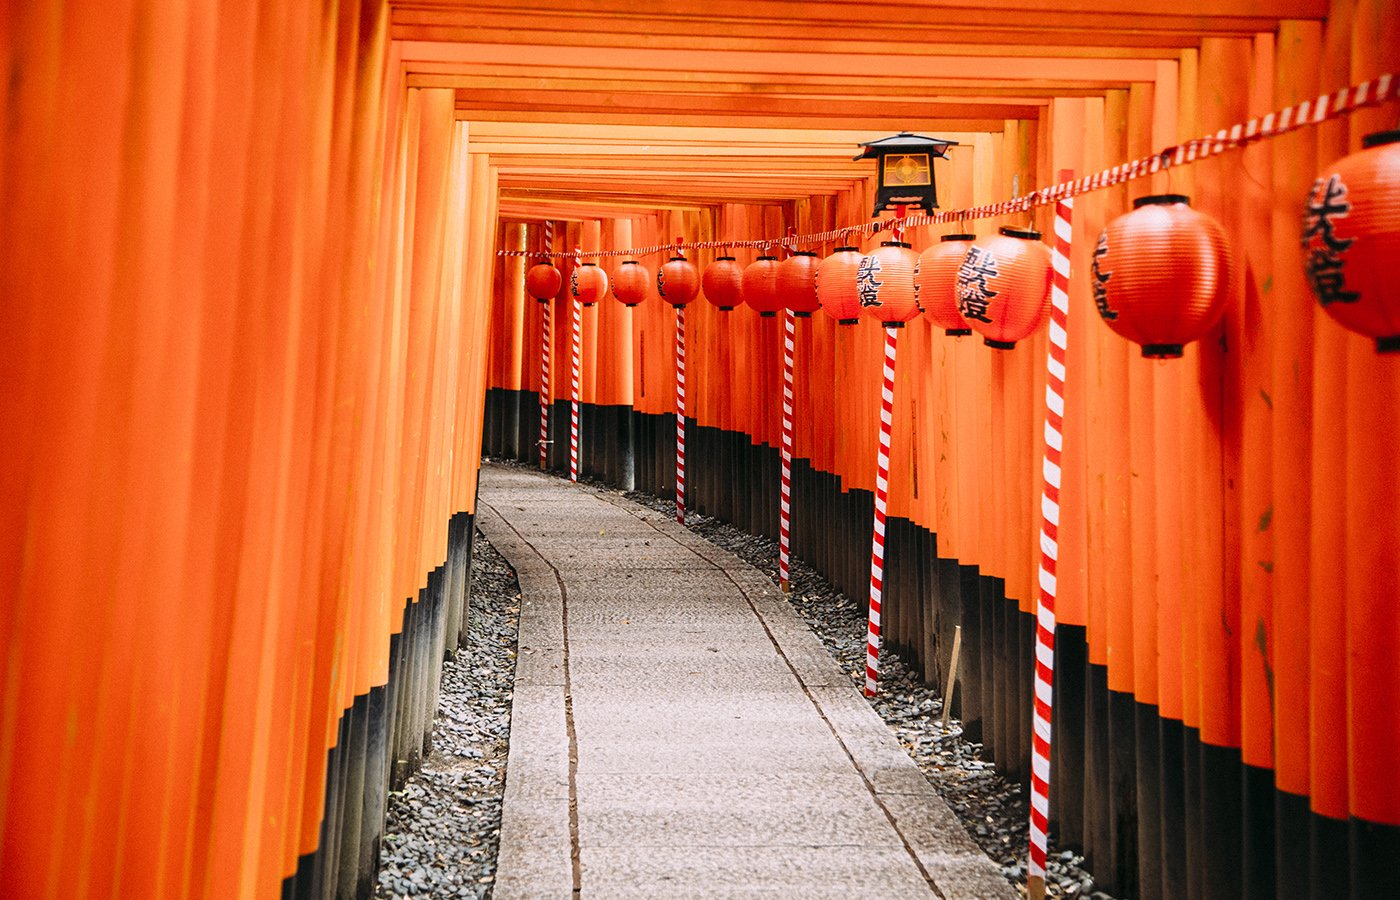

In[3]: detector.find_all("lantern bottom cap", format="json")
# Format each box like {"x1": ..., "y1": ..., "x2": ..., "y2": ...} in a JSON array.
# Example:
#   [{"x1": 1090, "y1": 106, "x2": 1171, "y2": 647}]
[
  {"x1": 719, "y1": 306, "x2": 735, "y2": 311},
  {"x1": 760, "y1": 311, "x2": 778, "y2": 318},
  {"x1": 881, "y1": 321, "x2": 907, "y2": 329},
  {"x1": 984, "y1": 338, "x2": 1016, "y2": 350},
  {"x1": 944, "y1": 328, "x2": 972, "y2": 337},
  {"x1": 838, "y1": 318, "x2": 860, "y2": 326},
  {"x1": 1376, "y1": 335, "x2": 1400, "y2": 353},
  {"x1": 793, "y1": 310, "x2": 813, "y2": 318},
  {"x1": 1141, "y1": 343, "x2": 1184, "y2": 359}
]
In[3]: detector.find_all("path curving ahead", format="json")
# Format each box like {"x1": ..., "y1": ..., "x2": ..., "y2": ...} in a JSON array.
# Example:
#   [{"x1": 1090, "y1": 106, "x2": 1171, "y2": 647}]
[{"x1": 477, "y1": 464, "x2": 1015, "y2": 899}]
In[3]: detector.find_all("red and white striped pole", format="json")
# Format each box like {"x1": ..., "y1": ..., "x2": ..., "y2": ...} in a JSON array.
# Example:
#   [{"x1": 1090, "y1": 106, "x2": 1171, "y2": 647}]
[
  {"x1": 778, "y1": 307, "x2": 796, "y2": 591},
  {"x1": 675, "y1": 305, "x2": 687, "y2": 523},
  {"x1": 1027, "y1": 190, "x2": 1074, "y2": 900},
  {"x1": 539, "y1": 221, "x2": 553, "y2": 470},
  {"x1": 864, "y1": 325, "x2": 899, "y2": 697},
  {"x1": 570, "y1": 252, "x2": 582, "y2": 484}
]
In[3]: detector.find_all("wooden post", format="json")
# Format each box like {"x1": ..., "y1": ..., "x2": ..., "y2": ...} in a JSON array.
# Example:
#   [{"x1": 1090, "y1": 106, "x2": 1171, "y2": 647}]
[{"x1": 942, "y1": 625, "x2": 963, "y2": 728}]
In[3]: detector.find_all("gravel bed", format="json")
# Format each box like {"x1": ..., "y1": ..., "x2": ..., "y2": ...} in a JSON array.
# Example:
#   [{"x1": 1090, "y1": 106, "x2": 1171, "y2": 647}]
[
  {"x1": 618, "y1": 485, "x2": 1117, "y2": 900},
  {"x1": 374, "y1": 530, "x2": 521, "y2": 900}
]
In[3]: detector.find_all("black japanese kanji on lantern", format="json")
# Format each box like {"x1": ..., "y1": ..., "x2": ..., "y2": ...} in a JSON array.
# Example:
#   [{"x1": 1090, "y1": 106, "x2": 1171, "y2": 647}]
[{"x1": 854, "y1": 132, "x2": 958, "y2": 217}]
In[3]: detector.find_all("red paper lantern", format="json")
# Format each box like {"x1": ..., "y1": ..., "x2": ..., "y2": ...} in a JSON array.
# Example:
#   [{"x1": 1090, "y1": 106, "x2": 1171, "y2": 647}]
[
  {"x1": 957, "y1": 226, "x2": 1052, "y2": 349},
  {"x1": 1093, "y1": 195, "x2": 1233, "y2": 358},
  {"x1": 915, "y1": 234, "x2": 975, "y2": 335},
  {"x1": 526, "y1": 263, "x2": 562, "y2": 302},
  {"x1": 857, "y1": 240, "x2": 920, "y2": 326},
  {"x1": 817, "y1": 246, "x2": 866, "y2": 325},
  {"x1": 1303, "y1": 130, "x2": 1400, "y2": 352},
  {"x1": 743, "y1": 254, "x2": 784, "y2": 317},
  {"x1": 611, "y1": 259, "x2": 651, "y2": 307},
  {"x1": 703, "y1": 256, "x2": 743, "y2": 311},
  {"x1": 570, "y1": 262, "x2": 608, "y2": 307},
  {"x1": 658, "y1": 254, "x2": 700, "y2": 307},
  {"x1": 777, "y1": 250, "x2": 821, "y2": 317}
]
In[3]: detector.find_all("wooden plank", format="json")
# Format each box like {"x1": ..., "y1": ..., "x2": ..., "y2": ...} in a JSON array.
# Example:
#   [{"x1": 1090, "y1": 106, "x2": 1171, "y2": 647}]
[
  {"x1": 401, "y1": 40, "x2": 1164, "y2": 82},
  {"x1": 393, "y1": 21, "x2": 1194, "y2": 55},
  {"x1": 449, "y1": 89, "x2": 1042, "y2": 120},
  {"x1": 455, "y1": 108, "x2": 1010, "y2": 132},
  {"x1": 390, "y1": 0, "x2": 1324, "y2": 35},
  {"x1": 461, "y1": 121, "x2": 989, "y2": 145},
  {"x1": 406, "y1": 65, "x2": 1132, "y2": 94}
]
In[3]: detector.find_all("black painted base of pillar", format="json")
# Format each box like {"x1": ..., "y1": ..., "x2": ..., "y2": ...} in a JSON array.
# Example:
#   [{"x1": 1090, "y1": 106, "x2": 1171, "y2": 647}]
[{"x1": 282, "y1": 512, "x2": 474, "y2": 899}]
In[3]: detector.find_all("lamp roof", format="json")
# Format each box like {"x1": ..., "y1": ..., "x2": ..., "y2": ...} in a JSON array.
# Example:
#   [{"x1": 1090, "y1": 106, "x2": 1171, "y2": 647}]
[{"x1": 853, "y1": 132, "x2": 959, "y2": 161}]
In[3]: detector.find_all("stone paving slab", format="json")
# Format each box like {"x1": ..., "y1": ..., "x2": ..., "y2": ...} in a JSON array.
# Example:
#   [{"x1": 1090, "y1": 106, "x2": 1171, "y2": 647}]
[
  {"x1": 577, "y1": 846, "x2": 938, "y2": 899},
  {"x1": 573, "y1": 740, "x2": 858, "y2": 778},
  {"x1": 564, "y1": 605, "x2": 761, "y2": 627},
  {"x1": 479, "y1": 464, "x2": 1015, "y2": 899},
  {"x1": 575, "y1": 796, "x2": 900, "y2": 849},
  {"x1": 564, "y1": 622, "x2": 786, "y2": 645}
]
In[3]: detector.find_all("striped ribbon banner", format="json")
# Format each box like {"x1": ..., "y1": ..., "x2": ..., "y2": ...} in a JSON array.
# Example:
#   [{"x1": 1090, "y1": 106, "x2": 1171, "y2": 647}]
[
  {"x1": 779, "y1": 309, "x2": 796, "y2": 591},
  {"x1": 570, "y1": 295, "x2": 581, "y2": 484},
  {"x1": 1027, "y1": 193, "x2": 1074, "y2": 900},
  {"x1": 864, "y1": 325, "x2": 899, "y2": 697},
  {"x1": 675, "y1": 305, "x2": 687, "y2": 523},
  {"x1": 539, "y1": 221, "x2": 553, "y2": 470}
]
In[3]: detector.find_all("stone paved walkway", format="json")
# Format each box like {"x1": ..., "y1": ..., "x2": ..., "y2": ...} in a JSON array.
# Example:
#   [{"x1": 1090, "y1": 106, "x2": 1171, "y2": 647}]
[{"x1": 477, "y1": 464, "x2": 1015, "y2": 899}]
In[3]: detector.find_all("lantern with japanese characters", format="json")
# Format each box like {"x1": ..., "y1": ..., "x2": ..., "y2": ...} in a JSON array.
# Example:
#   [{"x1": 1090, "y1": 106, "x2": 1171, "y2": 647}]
[
  {"x1": 857, "y1": 241, "x2": 921, "y2": 326},
  {"x1": 817, "y1": 245, "x2": 866, "y2": 325},
  {"x1": 612, "y1": 260, "x2": 652, "y2": 307},
  {"x1": 743, "y1": 254, "x2": 784, "y2": 317},
  {"x1": 527, "y1": 262, "x2": 562, "y2": 302},
  {"x1": 658, "y1": 253, "x2": 700, "y2": 307},
  {"x1": 570, "y1": 261, "x2": 608, "y2": 307},
  {"x1": 1092, "y1": 195, "x2": 1234, "y2": 358},
  {"x1": 777, "y1": 250, "x2": 821, "y2": 317},
  {"x1": 957, "y1": 227, "x2": 1052, "y2": 349},
  {"x1": 703, "y1": 256, "x2": 744, "y2": 311},
  {"x1": 1303, "y1": 130, "x2": 1400, "y2": 352},
  {"x1": 915, "y1": 234, "x2": 975, "y2": 335}
]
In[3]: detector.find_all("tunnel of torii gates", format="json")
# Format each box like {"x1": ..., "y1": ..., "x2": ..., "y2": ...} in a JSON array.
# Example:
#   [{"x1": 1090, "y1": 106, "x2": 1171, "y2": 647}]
[{"x1": 2, "y1": 0, "x2": 1399, "y2": 898}]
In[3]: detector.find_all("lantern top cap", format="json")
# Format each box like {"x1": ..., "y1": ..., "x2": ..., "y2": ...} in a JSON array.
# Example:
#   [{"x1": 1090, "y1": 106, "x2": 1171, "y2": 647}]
[{"x1": 853, "y1": 131, "x2": 958, "y2": 161}]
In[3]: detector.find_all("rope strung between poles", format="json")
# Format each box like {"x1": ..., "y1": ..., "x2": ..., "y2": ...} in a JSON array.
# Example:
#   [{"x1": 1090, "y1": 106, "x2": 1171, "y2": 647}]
[
  {"x1": 779, "y1": 307, "x2": 796, "y2": 592},
  {"x1": 1026, "y1": 192, "x2": 1074, "y2": 900},
  {"x1": 864, "y1": 325, "x2": 899, "y2": 698},
  {"x1": 675, "y1": 304, "x2": 687, "y2": 524},
  {"x1": 495, "y1": 72, "x2": 1396, "y2": 260},
  {"x1": 538, "y1": 220, "x2": 553, "y2": 470},
  {"x1": 570, "y1": 270, "x2": 582, "y2": 484}
]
